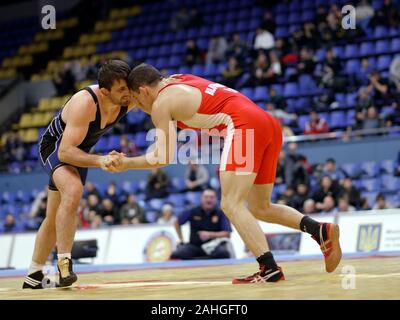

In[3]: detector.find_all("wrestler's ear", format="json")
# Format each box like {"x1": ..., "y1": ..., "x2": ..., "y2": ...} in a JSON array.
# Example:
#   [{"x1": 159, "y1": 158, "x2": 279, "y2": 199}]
[
  {"x1": 138, "y1": 86, "x2": 148, "y2": 96},
  {"x1": 100, "y1": 87, "x2": 110, "y2": 96}
]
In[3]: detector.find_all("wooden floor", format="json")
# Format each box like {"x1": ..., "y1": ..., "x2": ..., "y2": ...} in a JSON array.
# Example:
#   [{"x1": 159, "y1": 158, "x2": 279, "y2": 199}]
[{"x1": 0, "y1": 256, "x2": 399, "y2": 300}]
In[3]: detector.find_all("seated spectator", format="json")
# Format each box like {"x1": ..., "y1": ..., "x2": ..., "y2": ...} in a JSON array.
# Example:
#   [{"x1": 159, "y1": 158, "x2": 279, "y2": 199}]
[
  {"x1": 84, "y1": 181, "x2": 101, "y2": 199},
  {"x1": 183, "y1": 39, "x2": 202, "y2": 66},
  {"x1": 206, "y1": 36, "x2": 228, "y2": 64},
  {"x1": 266, "y1": 103, "x2": 297, "y2": 125},
  {"x1": 4, "y1": 131, "x2": 26, "y2": 163},
  {"x1": 119, "y1": 194, "x2": 147, "y2": 224},
  {"x1": 338, "y1": 194, "x2": 356, "y2": 213},
  {"x1": 356, "y1": 0, "x2": 375, "y2": 32},
  {"x1": 366, "y1": 71, "x2": 389, "y2": 105},
  {"x1": 356, "y1": 58, "x2": 374, "y2": 85},
  {"x1": 29, "y1": 188, "x2": 47, "y2": 223},
  {"x1": 99, "y1": 198, "x2": 119, "y2": 225},
  {"x1": 253, "y1": 27, "x2": 275, "y2": 52},
  {"x1": 293, "y1": 22, "x2": 318, "y2": 50},
  {"x1": 362, "y1": 106, "x2": 382, "y2": 130},
  {"x1": 170, "y1": 8, "x2": 191, "y2": 32},
  {"x1": 373, "y1": 193, "x2": 392, "y2": 210},
  {"x1": 296, "y1": 47, "x2": 316, "y2": 76},
  {"x1": 292, "y1": 183, "x2": 310, "y2": 211},
  {"x1": 157, "y1": 203, "x2": 177, "y2": 225},
  {"x1": 120, "y1": 134, "x2": 139, "y2": 157},
  {"x1": 171, "y1": 188, "x2": 232, "y2": 260},
  {"x1": 313, "y1": 175, "x2": 340, "y2": 206},
  {"x1": 145, "y1": 168, "x2": 170, "y2": 200},
  {"x1": 264, "y1": 50, "x2": 282, "y2": 83},
  {"x1": 318, "y1": 195, "x2": 337, "y2": 214},
  {"x1": 87, "y1": 194, "x2": 101, "y2": 215},
  {"x1": 221, "y1": 57, "x2": 243, "y2": 88},
  {"x1": 52, "y1": 62, "x2": 76, "y2": 96},
  {"x1": 3, "y1": 214, "x2": 19, "y2": 233},
  {"x1": 304, "y1": 110, "x2": 330, "y2": 135},
  {"x1": 259, "y1": 10, "x2": 276, "y2": 34},
  {"x1": 226, "y1": 33, "x2": 249, "y2": 64},
  {"x1": 184, "y1": 161, "x2": 209, "y2": 192},
  {"x1": 339, "y1": 177, "x2": 362, "y2": 208},
  {"x1": 319, "y1": 47, "x2": 343, "y2": 89},
  {"x1": 323, "y1": 158, "x2": 345, "y2": 181},
  {"x1": 373, "y1": 0, "x2": 398, "y2": 27},
  {"x1": 189, "y1": 8, "x2": 203, "y2": 28},
  {"x1": 356, "y1": 87, "x2": 373, "y2": 111},
  {"x1": 248, "y1": 52, "x2": 269, "y2": 86},
  {"x1": 269, "y1": 87, "x2": 286, "y2": 110},
  {"x1": 89, "y1": 213, "x2": 104, "y2": 229},
  {"x1": 279, "y1": 186, "x2": 296, "y2": 208},
  {"x1": 104, "y1": 181, "x2": 121, "y2": 207},
  {"x1": 303, "y1": 199, "x2": 316, "y2": 214}
]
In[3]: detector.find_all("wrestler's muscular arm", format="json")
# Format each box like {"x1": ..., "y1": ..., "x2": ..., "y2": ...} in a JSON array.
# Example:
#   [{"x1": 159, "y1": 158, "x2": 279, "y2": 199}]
[
  {"x1": 119, "y1": 85, "x2": 199, "y2": 170},
  {"x1": 58, "y1": 91, "x2": 111, "y2": 169}
]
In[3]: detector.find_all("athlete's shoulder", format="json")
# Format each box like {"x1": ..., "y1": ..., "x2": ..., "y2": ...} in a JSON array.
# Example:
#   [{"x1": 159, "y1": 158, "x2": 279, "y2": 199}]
[{"x1": 63, "y1": 87, "x2": 97, "y2": 122}]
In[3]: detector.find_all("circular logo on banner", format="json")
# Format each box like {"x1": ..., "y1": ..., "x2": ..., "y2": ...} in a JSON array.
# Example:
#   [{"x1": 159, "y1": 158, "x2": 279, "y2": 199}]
[{"x1": 143, "y1": 231, "x2": 175, "y2": 262}]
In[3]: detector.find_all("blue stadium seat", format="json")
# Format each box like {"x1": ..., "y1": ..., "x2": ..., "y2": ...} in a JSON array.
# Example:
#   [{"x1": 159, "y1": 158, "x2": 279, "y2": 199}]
[
  {"x1": 391, "y1": 38, "x2": 400, "y2": 52},
  {"x1": 168, "y1": 55, "x2": 181, "y2": 68},
  {"x1": 275, "y1": 27, "x2": 289, "y2": 38},
  {"x1": 301, "y1": 10, "x2": 315, "y2": 22},
  {"x1": 240, "y1": 87, "x2": 254, "y2": 100},
  {"x1": 288, "y1": 12, "x2": 302, "y2": 25},
  {"x1": 360, "y1": 42, "x2": 375, "y2": 56},
  {"x1": 381, "y1": 175, "x2": 400, "y2": 192},
  {"x1": 135, "y1": 132, "x2": 149, "y2": 149},
  {"x1": 341, "y1": 163, "x2": 362, "y2": 178},
  {"x1": 380, "y1": 160, "x2": 395, "y2": 174},
  {"x1": 361, "y1": 161, "x2": 381, "y2": 177},
  {"x1": 107, "y1": 135, "x2": 120, "y2": 151},
  {"x1": 171, "y1": 177, "x2": 186, "y2": 192},
  {"x1": 253, "y1": 86, "x2": 269, "y2": 101},
  {"x1": 360, "y1": 178, "x2": 381, "y2": 192},
  {"x1": 191, "y1": 64, "x2": 205, "y2": 77},
  {"x1": 276, "y1": 14, "x2": 287, "y2": 25},
  {"x1": 167, "y1": 193, "x2": 187, "y2": 207},
  {"x1": 374, "y1": 26, "x2": 388, "y2": 38},
  {"x1": 186, "y1": 191, "x2": 202, "y2": 206},
  {"x1": 149, "y1": 198, "x2": 165, "y2": 211},
  {"x1": 145, "y1": 211, "x2": 159, "y2": 223},
  {"x1": 345, "y1": 59, "x2": 361, "y2": 74},
  {"x1": 297, "y1": 115, "x2": 310, "y2": 131},
  {"x1": 345, "y1": 44, "x2": 359, "y2": 59},
  {"x1": 283, "y1": 83, "x2": 298, "y2": 97},
  {"x1": 362, "y1": 191, "x2": 378, "y2": 208},
  {"x1": 376, "y1": 55, "x2": 392, "y2": 70},
  {"x1": 375, "y1": 40, "x2": 390, "y2": 54},
  {"x1": 329, "y1": 111, "x2": 347, "y2": 129}
]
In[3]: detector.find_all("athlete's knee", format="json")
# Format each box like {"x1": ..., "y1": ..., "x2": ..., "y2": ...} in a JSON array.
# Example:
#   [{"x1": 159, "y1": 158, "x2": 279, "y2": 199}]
[
  {"x1": 60, "y1": 184, "x2": 83, "y2": 208},
  {"x1": 221, "y1": 196, "x2": 245, "y2": 218},
  {"x1": 249, "y1": 202, "x2": 274, "y2": 221}
]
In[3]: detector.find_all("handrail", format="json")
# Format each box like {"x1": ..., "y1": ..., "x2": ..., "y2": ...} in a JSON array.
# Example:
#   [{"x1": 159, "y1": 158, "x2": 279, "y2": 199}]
[{"x1": 284, "y1": 126, "x2": 400, "y2": 143}]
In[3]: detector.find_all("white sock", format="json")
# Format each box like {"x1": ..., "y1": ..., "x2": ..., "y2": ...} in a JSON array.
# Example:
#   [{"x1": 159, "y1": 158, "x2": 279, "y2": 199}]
[
  {"x1": 28, "y1": 261, "x2": 44, "y2": 275},
  {"x1": 57, "y1": 253, "x2": 71, "y2": 260}
]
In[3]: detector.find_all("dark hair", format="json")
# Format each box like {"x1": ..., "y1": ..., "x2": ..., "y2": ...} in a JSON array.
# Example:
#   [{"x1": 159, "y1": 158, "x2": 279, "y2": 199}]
[
  {"x1": 97, "y1": 59, "x2": 130, "y2": 90},
  {"x1": 128, "y1": 63, "x2": 164, "y2": 92}
]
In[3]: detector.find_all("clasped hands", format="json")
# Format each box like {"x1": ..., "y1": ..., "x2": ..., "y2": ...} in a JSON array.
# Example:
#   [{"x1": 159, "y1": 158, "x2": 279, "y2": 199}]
[{"x1": 100, "y1": 150, "x2": 127, "y2": 173}]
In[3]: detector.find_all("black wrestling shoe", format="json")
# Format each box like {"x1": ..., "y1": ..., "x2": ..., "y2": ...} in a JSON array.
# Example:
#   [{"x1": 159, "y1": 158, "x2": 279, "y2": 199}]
[
  {"x1": 57, "y1": 258, "x2": 77, "y2": 287},
  {"x1": 22, "y1": 271, "x2": 58, "y2": 289}
]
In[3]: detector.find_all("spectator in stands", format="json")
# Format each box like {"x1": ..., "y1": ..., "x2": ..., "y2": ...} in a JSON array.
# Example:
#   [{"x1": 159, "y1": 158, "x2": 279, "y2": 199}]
[
  {"x1": 29, "y1": 188, "x2": 47, "y2": 222},
  {"x1": 259, "y1": 10, "x2": 276, "y2": 34},
  {"x1": 362, "y1": 106, "x2": 382, "y2": 130},
  {"x1": 4, "y1": 131, "x2": 26, "y2": 162},
  {"x1": 170, "y1": 8, "x2": 191, "y2": 32},
  {"x1": 119, "y1": 194, "x2": 146, "y2": 224},
  {"x1": 264, "y1": 50, "x2": 282, "y2": 83},
  {"x1": 3, "y1": 214, "x2": 19, "y2": 233},
  {"x1": 84, "y1": 181, "x2": 101, "y2": 199},
  {"x1": 356, "y1": 0, "x2": 375, "y2": 32},
  {"x1": 89, "y1": 212, "x2": 104, "y2": 229},
  {"x1": 221, "y1": 57, "x2": 243, "y2": 88},
  {"x1": 184, "y1": 161, "x2": 209, "y2": 192},
  {"x1": 183, "y1": 39, "x2": 202, "y2": 66},
  {"x1": 189, "y1": 8, "x2": 203, "y2": 28},
  {"x1": 356, "y1": 87, "x2": 374, "y2": 111},
  {"x1": 319, "y1": 47, "x2": 343, "y2": 89},
  {"x1": 52, "y1": 62, "x2": 76, "y2": 96},
  {"x1": 206, "y1": 36, "x2": 228, "y2": 64},
  {"x1": 104, "y1": 181, "x2": 121, "y2": 207},
  {"x1": 313, "y1": 175, "x2": 340, "y2": 206},
  {"x1": 248, "y1": 52, "x2": 269, "y2": 86},
  {"x1": 304, "y1": 110, "x2": 330, "y2": 135},
  {"x1": 145, "y1": 168, "x2": 170, "y2": 200},
  {"x1": 120, "y1": 134, "x2": 139, "y2": 156},
  {"x1": 253, "y1": 27, "x2": 275, "y2": 52},
  {"x1": 303, "y1": 199, "x2": 316, "y2": 214},
  {"x1": 275, "y1": 151, "x2": 286, "y2": 185},
  {"x1": 157, "y1": 203, "x2": 177, "y2": 225},
  {"x1": 280, "y1": 186, "x2": 297, "y2": 208},
  {"x1": 296, "y1": 47, "x2": 316, "y2": 77},
  {"x1": 339, "y1": 177, "x2": 362, "y2": 208},
  {"x1": 87, "y1": 194, "x2": 101, "y2": 217},
  {"x1": 338, "y1": 194, "x2": 356, "y2": 213},
  {"x1": 292, "y1": 183, "x2": 311, "y2": 211},
  {"x1": 99, "y1": 198, "x2": 119, "y2": 225},
  {"x1": 319, "y1": 195, "x2": 337, "y2": 214},
  {"x1": 389, "y1": 55, "x2": 400, "y2": 87},
  {"x1": 373, "y1": 0, "x2": 399, "y2": 27},
  {"x1": 227, "y1": 33, "x2": 249, "y2": 64},
  {"x1": 373, "y1": 193, "x2": 391, "y2": 210},
  {"x1": 323, "y1": 158, "x2": 345, "y2": 181},
  {"x1": 268, "y1": 87, "x2": 286, "y2": 110},
  {"x1": 293, "y1": 22, "x2": 318, "y2": 50},
  {"x1": 315, "y1": 4, "x2": 328, "y2": 25},
  {"x1": 170, "y1": 188, "x2": 232, "y2": 260},
  {"x1": 356, "y1": 58, "x2": 374, "y2": 85},
  {"x1": 366, "y1": 70, "x2": 389, "y2": 105},
  {"x1": 266, "y1": 103, "x2": 297, "y2": 125}
]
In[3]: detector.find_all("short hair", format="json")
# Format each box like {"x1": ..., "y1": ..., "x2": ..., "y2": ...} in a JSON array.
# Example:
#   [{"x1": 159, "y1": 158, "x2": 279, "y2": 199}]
[
  {"x1": 97, "y1": 59, "x2": 130, "y2": 90},
  {"x1": 128, "y1": 63, "x2": 164, "y2": 92}
]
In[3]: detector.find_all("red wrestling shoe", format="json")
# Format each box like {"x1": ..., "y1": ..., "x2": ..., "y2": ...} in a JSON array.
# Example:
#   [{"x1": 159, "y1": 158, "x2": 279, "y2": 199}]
[
  {"x1": 232, "y1": 265, "x2": 285, "y2": 284},
  {"x1": 313, "y1": 223, "x2": 342, "y2": 273}
]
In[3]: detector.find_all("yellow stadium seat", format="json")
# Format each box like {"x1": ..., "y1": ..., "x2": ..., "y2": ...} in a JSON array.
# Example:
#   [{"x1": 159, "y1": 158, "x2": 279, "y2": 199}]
[
  {"x1": 19, "y1": 114, "x2": 33, "y2": 128},
  {"x1": 38, "y1": 98, "x2": 51, "y2": 111},
  {"x1": 25, "y1": 129, "x2": 39, "y2": 143}
]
